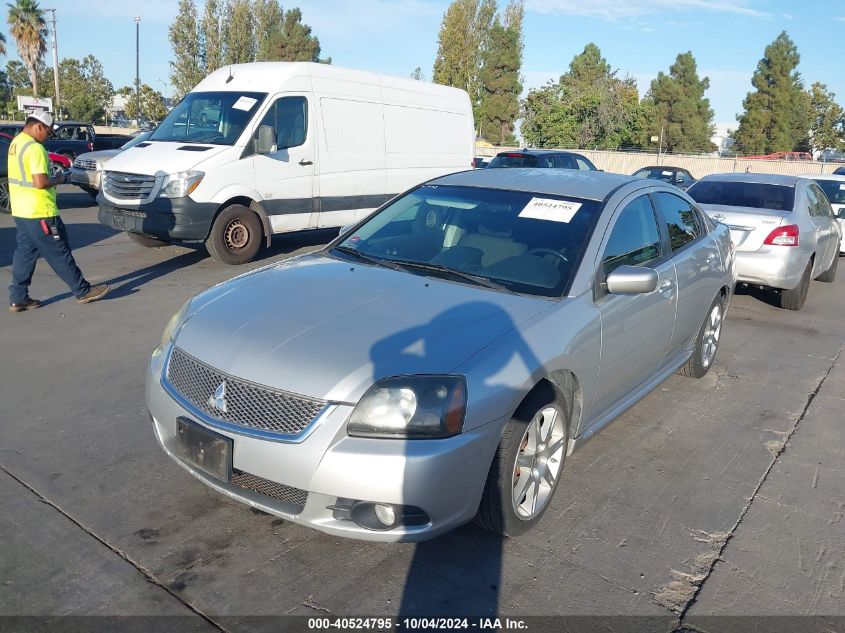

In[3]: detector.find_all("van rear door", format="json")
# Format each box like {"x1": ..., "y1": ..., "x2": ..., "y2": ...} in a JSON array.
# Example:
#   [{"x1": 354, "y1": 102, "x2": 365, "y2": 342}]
[{"x1": 252, "y1": 94, "x2": 317, "y2": 232}]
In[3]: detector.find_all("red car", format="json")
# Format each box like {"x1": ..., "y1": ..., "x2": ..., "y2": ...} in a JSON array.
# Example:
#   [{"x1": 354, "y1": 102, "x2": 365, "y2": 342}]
[{"x1": 0, "y1": 131, "x2": 71, "y2": 175}]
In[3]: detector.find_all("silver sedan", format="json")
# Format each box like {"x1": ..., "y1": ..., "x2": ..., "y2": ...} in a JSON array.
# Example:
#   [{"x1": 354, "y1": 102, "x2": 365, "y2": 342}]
[
  {"x1": 146, "y1": 169, "x2": 736, "y2": 541},
  {"x1": 688, "y1": 173, "x2": 840, "y2": 310}
]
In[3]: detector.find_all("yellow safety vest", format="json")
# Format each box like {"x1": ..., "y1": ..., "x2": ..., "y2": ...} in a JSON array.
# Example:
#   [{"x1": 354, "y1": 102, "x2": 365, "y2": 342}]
[{"x1": 8, "y1": 131, "x2": 58, "y2": 219}]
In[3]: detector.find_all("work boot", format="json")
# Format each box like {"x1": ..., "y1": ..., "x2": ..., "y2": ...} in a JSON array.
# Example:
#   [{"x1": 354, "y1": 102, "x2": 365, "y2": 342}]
[
  {"x1": 9, "y1": 297, "x2": 42, "y2": 313},
  {"x1": 77, "y1": 284, "x2": 110, "y2": 304}
]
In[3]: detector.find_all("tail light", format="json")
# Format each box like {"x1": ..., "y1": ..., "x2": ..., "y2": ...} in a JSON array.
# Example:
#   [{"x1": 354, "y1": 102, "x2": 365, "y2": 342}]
[
  {"x1": 763, "y1": 224, "x2": 799, "y2": 246},
  {"x1": 88, "y1": 142, "x2": 93, "y2": 151}
]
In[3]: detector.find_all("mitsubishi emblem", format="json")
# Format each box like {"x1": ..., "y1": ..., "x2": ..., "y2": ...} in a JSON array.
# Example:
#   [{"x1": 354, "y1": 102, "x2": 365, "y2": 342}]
[{"x1": 208, "y1": 381, "x2": 229, "y2": 414}]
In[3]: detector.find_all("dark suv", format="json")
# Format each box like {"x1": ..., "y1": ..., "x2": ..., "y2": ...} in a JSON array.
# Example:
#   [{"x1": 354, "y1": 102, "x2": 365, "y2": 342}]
[{"x1": 487, "y1": 149, "x2": 598, "y2": 171}]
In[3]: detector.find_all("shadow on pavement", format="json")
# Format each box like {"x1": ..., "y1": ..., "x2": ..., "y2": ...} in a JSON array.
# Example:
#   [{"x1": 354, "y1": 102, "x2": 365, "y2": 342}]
[
  {"x1": 733, "y1": 282, "x2": 783, "y2": 309},
  {"x1": 0, "y1": 221, "x2": 117, "y2": 268}
]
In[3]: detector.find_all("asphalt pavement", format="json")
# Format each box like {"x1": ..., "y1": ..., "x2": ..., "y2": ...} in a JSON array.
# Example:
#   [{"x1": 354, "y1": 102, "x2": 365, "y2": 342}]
[{"x1": 0, "y1": 188, "x2": 843, "y2": 633}]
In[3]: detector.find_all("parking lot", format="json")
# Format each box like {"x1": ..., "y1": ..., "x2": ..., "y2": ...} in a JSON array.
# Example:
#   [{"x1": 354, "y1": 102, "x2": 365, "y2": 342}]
[{"x1": 1, "y1": 188, "x2": 843, "y2": 631}]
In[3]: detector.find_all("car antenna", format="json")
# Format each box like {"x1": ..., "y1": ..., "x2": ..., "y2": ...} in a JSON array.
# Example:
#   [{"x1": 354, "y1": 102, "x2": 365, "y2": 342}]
[{"x1": 225, "y1": 66, "x2": 234, "y2": 83}]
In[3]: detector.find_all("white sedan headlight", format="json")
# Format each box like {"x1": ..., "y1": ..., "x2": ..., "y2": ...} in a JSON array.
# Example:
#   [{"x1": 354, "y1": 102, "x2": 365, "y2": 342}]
[
  {"x1": 158, "y1": 171, "x2": 204, "y2": 198},
  {"x1": 347, "y1": 376, "x2": 467, "y2": 439}
]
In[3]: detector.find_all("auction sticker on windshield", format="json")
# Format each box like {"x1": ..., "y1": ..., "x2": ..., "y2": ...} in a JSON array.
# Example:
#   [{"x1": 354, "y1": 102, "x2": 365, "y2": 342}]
[
  {"x1": 519, "y1": 197, "x2": 581, "y2": 223},
  {"x1": 232, "y1": 96, "x2": 258, "y2": 111}
]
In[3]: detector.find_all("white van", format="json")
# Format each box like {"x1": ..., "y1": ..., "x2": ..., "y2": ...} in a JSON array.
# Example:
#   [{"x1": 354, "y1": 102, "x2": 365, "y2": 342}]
[{"x1": 98, "y1": 63, "x2": 475, "y2": 263}]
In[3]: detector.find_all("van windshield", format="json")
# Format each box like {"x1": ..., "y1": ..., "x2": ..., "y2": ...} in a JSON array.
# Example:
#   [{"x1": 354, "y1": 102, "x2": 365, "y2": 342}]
[{"x1": 150, "y1": 91, "x2": 266, "y2": 146}]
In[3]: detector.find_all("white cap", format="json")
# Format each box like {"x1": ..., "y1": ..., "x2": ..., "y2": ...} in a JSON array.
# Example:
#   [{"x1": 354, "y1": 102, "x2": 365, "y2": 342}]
[{"x1": 27, "y1": 110, "x2": 56, "y2": 131}]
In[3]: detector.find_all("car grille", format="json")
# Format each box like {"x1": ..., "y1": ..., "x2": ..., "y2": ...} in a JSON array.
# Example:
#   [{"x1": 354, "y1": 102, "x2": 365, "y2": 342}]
[
  {"x1": 74, "y1": 158, "x2": 97, "y2": 171},
  {"x1": 103, "y1": 171, "x2": 156, "y2": 201},
  {"x1": 231, "y1": 470, "x2": 308, "y2": 512},
  {"x1": 165, "y1": 347, "x2": 326, "y2": 436}
]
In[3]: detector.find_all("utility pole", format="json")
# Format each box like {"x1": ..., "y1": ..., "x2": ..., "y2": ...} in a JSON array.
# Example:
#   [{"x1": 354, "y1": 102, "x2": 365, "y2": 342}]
[
  {"x1": 657, "y1": 125, "x2": 664, "y2": 164},
  {"x1": 44, "y1": 8, "x2": 60, "y2": 117},
  {"x1": 134, "y1": 13, "x2": 141, "y2": 122}
]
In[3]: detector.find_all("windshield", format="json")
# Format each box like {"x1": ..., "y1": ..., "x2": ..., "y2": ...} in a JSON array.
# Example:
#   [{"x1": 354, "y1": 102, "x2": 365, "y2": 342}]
[
  {"x1": 120, "y1": 131, "x2": 151, "y2": 150},
  {"x1": 331, "y1": 184, "x2": 602, "y2": 298},
  {"x1": 688, "y1": 181, "x2": 795, "y2": 211},
  {"x1": 488, "y1": 154, "x2": 539, "y2": 168},
  {"x1": 150, "y1": 91, "x2": 266, "y2": 145},
  {"x1": 813, "y1": 179, "x2": 845, "y2": 205},
  {"x1": 633, "y1": 168, "x2": 678, "y2": 183}
]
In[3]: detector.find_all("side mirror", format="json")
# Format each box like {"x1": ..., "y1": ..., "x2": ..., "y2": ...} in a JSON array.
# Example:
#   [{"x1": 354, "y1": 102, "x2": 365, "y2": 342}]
[
  {"x1": 836, "y1": 209, "x2": 845, "y2": 220},
  {"x1": 339, "y1": 223, "x2": 354, "y2": 236},
  {"x1": 605, "y1": 265, "x2": 658, "y2": 294},
  {"x1": 256, "y1": 125, "x2": 276, "y2": 154}
]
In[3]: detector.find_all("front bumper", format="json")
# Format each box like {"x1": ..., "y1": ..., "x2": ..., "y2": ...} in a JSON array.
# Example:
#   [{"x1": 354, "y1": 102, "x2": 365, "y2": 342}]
[
  {"x1": 145, "y1": 346, "x2": 503, "y2": 542},
  {"x1": 98, "y1": 196, "x2": 218, "y2": 241},
  {"x1": 735, "y1": 247, "x2": 809, "y2": 290},
  {"x1": 70, "y1": 167, "x2": 99, "y2": 189}
]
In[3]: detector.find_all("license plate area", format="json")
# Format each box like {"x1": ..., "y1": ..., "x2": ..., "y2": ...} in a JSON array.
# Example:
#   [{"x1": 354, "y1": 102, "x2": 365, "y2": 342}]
[{"x1": 176, "y1": 417, "x2": 233, "y2": 482}]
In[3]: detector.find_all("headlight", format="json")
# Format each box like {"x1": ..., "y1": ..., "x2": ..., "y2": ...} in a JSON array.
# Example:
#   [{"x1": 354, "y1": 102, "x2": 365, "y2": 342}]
[
  {"x1": 156, "y1": 298, "x2": 192, "y2": 352},
  {"x1": 158, "y1": 171, "x2": 204, "y2": 198},
  {"x1": 347, "y1": 376, "x2": 466, "y2": 439}
]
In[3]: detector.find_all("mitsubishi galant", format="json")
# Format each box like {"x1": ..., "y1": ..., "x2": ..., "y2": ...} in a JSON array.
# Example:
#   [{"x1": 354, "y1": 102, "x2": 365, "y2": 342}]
[{"x1": 146, "y1": 169, "x2": 736, "y2": 541}]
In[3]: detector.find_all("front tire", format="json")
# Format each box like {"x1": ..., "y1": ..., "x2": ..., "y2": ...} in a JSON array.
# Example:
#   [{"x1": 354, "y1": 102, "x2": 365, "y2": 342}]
[
  {"x1": 779, "y1": 258, "x2": 812, "y2": 311},
  {"x1": 205, "y1": 204, "x2": 263, "y2": 265},
  {"x1": 127, "y1": 232, "x2": 169, "y2": 248},
  {"x1": 678, "y1": 295, "x2": 725, "y2": 379},
  {"x1": 0, "y1": 177, "x2": 9, "y2": 214},
  {"x1": 475, "y1": 386, "x2": 568, "y2": 536}
]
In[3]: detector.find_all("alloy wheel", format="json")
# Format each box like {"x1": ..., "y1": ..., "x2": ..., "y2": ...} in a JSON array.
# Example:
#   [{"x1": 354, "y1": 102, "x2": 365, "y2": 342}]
[
  {"x1": 701, "y1": 303, "x2": 723, "y2": 368},
  {"x1": 511, "y1": 405, "x2": 566, "y2": 520}
]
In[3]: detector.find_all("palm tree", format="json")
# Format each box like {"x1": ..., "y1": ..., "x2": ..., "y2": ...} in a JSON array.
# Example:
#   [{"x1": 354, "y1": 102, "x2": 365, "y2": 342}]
[
  {"x1": 7, "y1": 0, "x2": 47, "y2": 97},
  {"x1": 0, "y1": 32, "x2": 6, "y2": 57}
]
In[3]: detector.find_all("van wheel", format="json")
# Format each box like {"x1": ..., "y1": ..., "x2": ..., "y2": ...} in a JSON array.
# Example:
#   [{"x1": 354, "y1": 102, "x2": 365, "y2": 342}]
[
  {"x1": 127, "y1": 232, "x2": 169, "y2": 248},
  {"x1": 779, "y1": 258, "x2": 812, "y2": 311},
  {"x1": 475, "y1": 385, "x2": 568, "y2": 536},
  {"x1": 816, "y1": 250, "x2": 838, "y2": 283},
  {"x1": 0, "y1": 177, "x2": 10, "y2": 213},
  {"x1": 206, "y1": 204, "x2": 263, "y2": 265}
]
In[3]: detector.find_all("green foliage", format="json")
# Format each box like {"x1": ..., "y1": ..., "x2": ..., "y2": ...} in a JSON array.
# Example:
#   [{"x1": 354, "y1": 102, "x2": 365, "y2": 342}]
[
  {"x1": 733, "y1": 31, "x2": 811, "y2": 155},
  {"x1": 254, "y1": 0, "x2": 283, "y2": 62},
  {"x1": 477, "y1": 1, "x2": 523, "y2": 145},
  {"x1": 265, "y1": 8, "x2": 329, "y2": 63},
  {"x1": 118, "y1": 83, "x2": 166, "y2": 122},
  {"x1": 521, "y1": 44, "x2": 645, "y2": 149},
  {"x1": 808, "y1": 82, "x2": 844, "y2": 153},
  {"x1": 58, "y1": 55, "x2": 115, "y2": 123},
  {"x1": 169, "y1": 0, "x2": 205, "y2": 101},
  {"x1": 645, "y1": 52, "x2": 716, "y2": 154},
  {"x1": 6, "y1": 0, "x2": 47, "y2": 96},
  {"x1": 223, "y1": 0, "x2": 256, "y2": 65},
  {"x1": 201, "y1": 0, "x2": 223, "y2": 74},
  {"x1": 410, "y1": 67, "x2": 426, "y2": 81}
]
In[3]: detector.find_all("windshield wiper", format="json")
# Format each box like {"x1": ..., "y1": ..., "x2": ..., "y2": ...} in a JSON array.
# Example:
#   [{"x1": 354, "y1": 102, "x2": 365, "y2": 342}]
[
  {"x1": 390, "y1": 259, "x2": 515, "y2": 293},
  {"x1": 331, "y1": 245, "x2": 404, "y2": 271}
]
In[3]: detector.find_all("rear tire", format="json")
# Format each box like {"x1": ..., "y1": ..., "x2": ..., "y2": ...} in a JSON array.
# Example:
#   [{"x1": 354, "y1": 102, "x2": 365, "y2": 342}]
[
  {"x1": 816, "y1": 250, "x2": 838, "y2": 283},
  {"x1": 0, "y1": 177, "x2": 9, "y2": 214},
  {"x1": 127, "y1": 232, "x2": 169, "y2": 248},
  {"x1": 779, "y1": 258, "x2": 812, "y2": 311},
  {"x1": 678, "y1": 295, "x2": 725, "y2": 378},
  {"x1": 205, "y1": 204, "x2": 263, "y2": 265},
  {"x1": 475, "y1": 385, "x2": 568, "y2": 537}
]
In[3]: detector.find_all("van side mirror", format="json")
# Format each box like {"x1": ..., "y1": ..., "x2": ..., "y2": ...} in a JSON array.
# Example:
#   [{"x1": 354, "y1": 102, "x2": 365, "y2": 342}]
[
  {"x1": 256, "y1": 125, "x2": 276, "y2": 154},
  {"x1": 605, "y1": 266, "x2": 658, "y2": 294},
  {"x1": 836, "y1": 209, "x2": 845, "y2": 220},
  {"x1": 339, "y1": 224, "x2": 354, "y2": 236}
]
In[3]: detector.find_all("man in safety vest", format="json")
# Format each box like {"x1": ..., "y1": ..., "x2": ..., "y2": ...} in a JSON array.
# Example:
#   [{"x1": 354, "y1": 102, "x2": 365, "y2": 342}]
[{"x1": 7, "y1": 111, "x2": 109, "y2": 312}]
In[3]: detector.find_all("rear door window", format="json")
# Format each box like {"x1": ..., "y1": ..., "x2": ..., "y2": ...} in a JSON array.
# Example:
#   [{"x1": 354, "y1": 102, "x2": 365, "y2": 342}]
[{"x1": 653, "y1": 192, "x2": 703, "y2": 252}]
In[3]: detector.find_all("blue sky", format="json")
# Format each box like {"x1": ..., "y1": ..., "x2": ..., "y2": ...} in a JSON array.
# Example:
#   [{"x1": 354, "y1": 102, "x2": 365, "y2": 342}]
[{"x1": 3, "y1": 0, "x2": 843, "y2": 130}]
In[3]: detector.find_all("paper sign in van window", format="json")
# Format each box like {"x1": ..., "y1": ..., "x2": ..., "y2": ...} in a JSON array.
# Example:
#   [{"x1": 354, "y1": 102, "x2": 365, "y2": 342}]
[
  {"x1": 232, "y1": 96, "x2": 257, "y2": 111},
  {"x1": 661, "y1": 171, "x2": 673, "y2": 176},
  {"x1": 840, "y1": 184, "x2": 845, "y2": 191},
  {"x1": 519, "y1": 198, "x2": 581, "y2": 223}
]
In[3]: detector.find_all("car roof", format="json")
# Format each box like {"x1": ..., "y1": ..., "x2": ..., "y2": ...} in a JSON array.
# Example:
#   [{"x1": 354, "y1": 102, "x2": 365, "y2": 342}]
[
  {"x1": 799, "y1": 173, "x2": 845, "y2": 182},
  {"x1": 695, "y1": 172, "x2": 802, "y2": 187},
  {"x1": 427, "y1": 168, "x2": 635, "y2": 202},
  {"x1": 496, "y1": 149, "x2": 584, "y2": 156},
  {"x1": 635, "y1": 165, "x2": 689, "y2": 172}
]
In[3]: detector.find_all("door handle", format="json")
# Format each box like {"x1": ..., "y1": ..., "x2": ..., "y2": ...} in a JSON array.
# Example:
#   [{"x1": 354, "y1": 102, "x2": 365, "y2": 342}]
[
  {"x1": 299, "y1": 159, "x2": 313, "y2": 166},
  {"x1": 659, "y1": 279, "x2": 675, "y2": 296}
]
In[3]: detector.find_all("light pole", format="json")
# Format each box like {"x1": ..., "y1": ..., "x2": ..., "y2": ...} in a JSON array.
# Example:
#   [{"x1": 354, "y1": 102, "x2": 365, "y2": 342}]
[
  {"x1": 157, "y1": 78, "x2": 168, "y2": 101},
  {"x1": 44, "y1": 8, "x2": 60, "y2": 117},
  {"x1": 134, "y1": 13, "x2": 141, "y2": 122}
]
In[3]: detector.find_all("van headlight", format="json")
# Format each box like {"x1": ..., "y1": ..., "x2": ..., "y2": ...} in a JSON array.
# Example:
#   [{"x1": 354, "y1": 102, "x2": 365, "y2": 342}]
[
  {"x1": 347, "y1": 376, "x2": 467, "y2": 439},
  {"x1": 155, "y1": 298, "x2": 192, "y2": 354},
  {"x1": 159, "y1": 171, "x2": 204, "y2": 198}
]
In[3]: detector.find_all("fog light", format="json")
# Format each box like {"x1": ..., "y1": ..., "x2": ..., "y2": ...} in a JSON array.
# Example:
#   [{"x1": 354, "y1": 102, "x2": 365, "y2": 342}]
[{"x1": 374, "y1": 503, "x2": 396, "y2": 526}]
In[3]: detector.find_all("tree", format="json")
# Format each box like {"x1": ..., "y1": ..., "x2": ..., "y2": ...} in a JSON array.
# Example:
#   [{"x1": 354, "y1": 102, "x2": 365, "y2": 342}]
[
  {"x1": 6, "y1": 0, "x2": 47, "y2": 97},
  {"x1": 254, "y1": 0, "x2": 283, "y2": 62},
  {"x1": 733, "y1": 31, "x2": 811, "y2": 155},
  {"x1": 201, "y1": 0, "x2": 223, "y2": 74},
  {"x1": 645, "y1": 52, "x2": 716, "y2": 154},
  {"x1": 477, "y1": 1, "x2": 523, "y2": 145},
  {"x1": 808, "y1": 82, "x2": 844, "y2": 153},
  {"x1": 169, "y1": 0, "x2": 204, "y2": 101},
  {"x1": 58, "y1": 55, "x2": 114, "y2": 122},
  {"x1": 521, "y1": 44, "x2": 645, "y2": 150},
  {"x1": 410, "y1": 67, "x2": 425, "y2": 81},
  {"x1": 432, "y1": 0, "x2": 495, "y2": 123},
  {"x1": 222, "y1": 0, "x2": 256, "y2": 65},
  {"x1": 264, "y1": 8, "x2": 329, "y2": 63},
  {"x1": 118, "y1": 83, "x2": 166, "y2": 122}
]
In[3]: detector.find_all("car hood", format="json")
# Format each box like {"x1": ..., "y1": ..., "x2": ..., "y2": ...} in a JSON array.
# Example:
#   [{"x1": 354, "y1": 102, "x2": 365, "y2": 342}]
[
  {"x1": 173, "y1": 254, "x2": 552, "y2": 403},
  {"x1": 104, "y1": 141, "x2": 229, "y2": 175},
  {"x1": 74, "y1": 149, "x2": 120, "y2": 164}
]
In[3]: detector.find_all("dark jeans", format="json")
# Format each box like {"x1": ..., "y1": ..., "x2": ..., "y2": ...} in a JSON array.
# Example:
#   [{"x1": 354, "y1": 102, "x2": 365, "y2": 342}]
[{"x1": 9, "y1": 216, "x2": 91, "y2": 304}]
